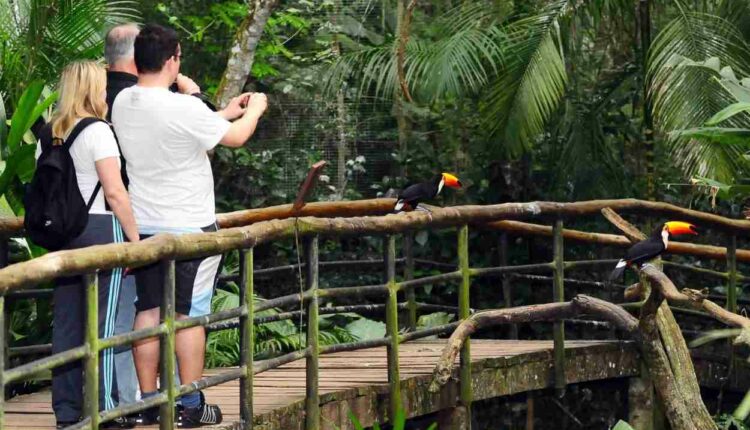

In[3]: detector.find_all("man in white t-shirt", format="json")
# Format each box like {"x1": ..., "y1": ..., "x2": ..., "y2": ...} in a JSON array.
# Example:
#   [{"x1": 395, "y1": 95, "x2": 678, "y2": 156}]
[{"x1": 112, "y1": 23, "x2": 266, "y2": 427}]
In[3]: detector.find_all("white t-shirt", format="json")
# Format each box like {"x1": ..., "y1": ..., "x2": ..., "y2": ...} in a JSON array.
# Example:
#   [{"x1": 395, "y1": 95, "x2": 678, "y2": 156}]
[
  {"x1": 111, "y1": 86, "x2": 231, "y2": 231},
  {"x1": 35, "y1": 120, "x2": 120, "y2": 214}
]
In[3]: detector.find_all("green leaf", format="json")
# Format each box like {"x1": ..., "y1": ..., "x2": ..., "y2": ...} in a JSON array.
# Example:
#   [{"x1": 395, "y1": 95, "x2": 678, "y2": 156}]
[
  {"x1": 689, "y1": 175, "x2": 750, "y2": 200},
  {"x1": 347, "y1": 411, "x2": 365, "y2": 430},
  {"x1": 7, "y1": 81, "x2": 44, "y2": 156},
  {"x1": 688, "y1": 328, "x2": 743, "y2": 348},
  {"x1": 706, "y1": 102, "x2": 750, "y2": 125},
  {"x1": 612, "y1": 420, "x2": 635, "y2": 430},
  {"x1": 670, "y1": 127, "x2": 750, "y2": 145},
  {"x1": 345, "y1": 318, "x2": 385, "y2": 340},
  {"x1": 415, "y1": 230, "x2": 429, "y2": 246},
  {"x1": 0, "y1": 96, "x2": 7, "y2": 159},
  {"x1": 0, "y1": 144, "x2": 37, "y2": 198},
  {"x1": 417, "y1": 312, "x2": 455, "y2": 329}
]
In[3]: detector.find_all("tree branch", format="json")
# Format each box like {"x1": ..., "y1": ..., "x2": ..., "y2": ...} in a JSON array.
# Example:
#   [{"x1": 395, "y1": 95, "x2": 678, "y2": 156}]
[
  {"x1": 601, "y1": 207, "x2": 647, "y2": 241},
  {"x1": 215, "y1": 0, "x2": 279, "y2": 108},
  {"x1": 428, "y1": 295, "x2": 638, "y2": 391},
  {"x1": 641, "y1": 265, "x2": 750, "y2": 328},
  {"x1": 396, "y1": 0, "x2": 418, "y2": 103}
]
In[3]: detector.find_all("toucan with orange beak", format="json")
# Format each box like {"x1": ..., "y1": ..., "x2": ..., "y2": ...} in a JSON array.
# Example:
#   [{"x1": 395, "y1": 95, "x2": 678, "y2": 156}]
[
  {"x1": 394, "y1": 173, "x2": 462, "y2": 212},
  {"x1": 608, "y1": 221, "x2": 698, "y2": 281}
]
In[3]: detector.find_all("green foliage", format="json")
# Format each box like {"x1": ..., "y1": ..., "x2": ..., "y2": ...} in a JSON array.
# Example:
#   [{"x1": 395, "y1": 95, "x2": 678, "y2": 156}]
[
  {"x1": 481, "y1": 0, "x2": 569, "y2": 157},
  {"x1": 611, "y1": 421, "x2": 635, "y2": 430},
  {"x1": 0, "y1": 81, "x2": 56, "y2": 218},
  {"x1": 0, "y1": 0, "x2": 139, "y2": 106},
  {"x1": 715, "y1": 413, "x2": 750, "y2": 430},
  {"x1": 346, "y1": 408, "x2": 436, "y2": 430},
  {"x1": 648, "y1": 11, "x2": 750, "y2": 183},
  {"x1": 344, "y1": 316, "x2": 385, "y2": 341},
  {"x1": 154, "y1": 1, "x2": 314, "y2": 96}
]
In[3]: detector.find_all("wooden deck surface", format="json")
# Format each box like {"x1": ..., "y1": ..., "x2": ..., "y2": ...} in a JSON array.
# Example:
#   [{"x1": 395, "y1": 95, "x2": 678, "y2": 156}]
[{"x1": 5, "y1": 340, "x2": 638, "y2": 430}]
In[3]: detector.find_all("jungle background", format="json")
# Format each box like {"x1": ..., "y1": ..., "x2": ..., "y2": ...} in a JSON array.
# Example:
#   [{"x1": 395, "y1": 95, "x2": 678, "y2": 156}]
[{"x1": 4, "y1": 0, "x2": 750, "y2": 428}]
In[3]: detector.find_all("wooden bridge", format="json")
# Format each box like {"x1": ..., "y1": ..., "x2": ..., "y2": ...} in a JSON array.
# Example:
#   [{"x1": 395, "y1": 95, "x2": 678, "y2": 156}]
[
  {"x1": 6, "y1": 341, "x2": 640, "y2": 429},
  {"x1": 1, "y1": 198, "x2": 750, "y2": 430}
]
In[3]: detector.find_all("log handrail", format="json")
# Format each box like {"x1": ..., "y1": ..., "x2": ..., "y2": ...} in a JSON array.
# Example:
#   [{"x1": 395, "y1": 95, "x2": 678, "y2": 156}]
[
  {"x1": 1, "y1": 200, "x2": 749, "y2": 294},
  {"x1": 1, "y1": 197, "x2": 750, "y2": 235}
]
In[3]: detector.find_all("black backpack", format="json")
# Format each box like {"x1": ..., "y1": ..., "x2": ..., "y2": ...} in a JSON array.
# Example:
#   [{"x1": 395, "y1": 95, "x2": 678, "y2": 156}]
[{"x1": 24, "y1": 118, "x2": 106, "y2": 251}]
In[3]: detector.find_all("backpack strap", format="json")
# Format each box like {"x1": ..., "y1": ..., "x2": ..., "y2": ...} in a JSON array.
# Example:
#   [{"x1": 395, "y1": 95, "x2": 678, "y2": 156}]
[{"x1": 63, "y1": 117, "x2": 108, "y2": 210}]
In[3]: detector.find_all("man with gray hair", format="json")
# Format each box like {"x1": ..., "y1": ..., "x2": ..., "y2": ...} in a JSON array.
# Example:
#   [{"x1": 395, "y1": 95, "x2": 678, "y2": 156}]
[
  {"x1": 105, "y1": 24, "x2": 140, "y2": 119},
  {"x1": 104, "y1": 24, "x2": 141, "y2": 428}
]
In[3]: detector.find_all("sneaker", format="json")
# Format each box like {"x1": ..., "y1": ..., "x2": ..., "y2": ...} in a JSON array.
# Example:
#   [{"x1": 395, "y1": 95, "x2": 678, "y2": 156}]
[
  {"x1": 133, "y1": 405, "x2": 182, "y2": 426},
  {"x1": 99, "y1": 416, "x2": 136, "y2": 429},
  {"x1": 133, "y1": 407, "x2": 159, "y2": 426},
  {"x1": 177, "y1": 392, "x2": 222, "y2": 428}
]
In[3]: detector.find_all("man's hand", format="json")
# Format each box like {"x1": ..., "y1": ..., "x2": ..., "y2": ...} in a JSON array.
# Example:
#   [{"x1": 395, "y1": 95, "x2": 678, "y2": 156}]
[
  {"x1": 219, "y1": 93, "x2": 252, "y2": 121},
  {"x1": 245, "y1": 93, "x2": 268, "y2": 118},
  {"x1": 176, "y1": 73, "x2": 201, "y2": 95}
]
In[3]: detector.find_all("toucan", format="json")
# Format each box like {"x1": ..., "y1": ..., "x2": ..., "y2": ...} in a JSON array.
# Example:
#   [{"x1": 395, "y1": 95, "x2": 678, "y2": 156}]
[
  {"x1": 394, "y1": 173, "x2": 462, "y2": 212},
  {"x1": 608, "y1": 221, "x2": 698, "y2": 281}
]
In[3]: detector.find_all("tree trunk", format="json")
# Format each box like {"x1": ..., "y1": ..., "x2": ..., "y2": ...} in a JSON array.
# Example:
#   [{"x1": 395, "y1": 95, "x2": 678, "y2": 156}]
[
  {"x1": 215, "y1": 0, "x2": 279, "y2": 108},
  {"x1": 331, "y1": 0, "x2": 349, "y2": 196}
]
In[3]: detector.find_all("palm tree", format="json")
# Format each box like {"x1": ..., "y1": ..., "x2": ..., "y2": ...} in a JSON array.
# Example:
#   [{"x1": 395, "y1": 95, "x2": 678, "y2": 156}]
[{"x1": 325, "y1": 0, "x2": 750, "y2": 197}]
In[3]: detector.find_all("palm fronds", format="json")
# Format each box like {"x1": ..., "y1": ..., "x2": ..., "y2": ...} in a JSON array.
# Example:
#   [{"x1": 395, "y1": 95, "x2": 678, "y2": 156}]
[
  {"x1": 0, "y1": 0, "x2": 140, "y2": 105},
  {"x1": 480, "y1": 0, "x2": 570, "y2": 156},
  {"x1": 324, "y1": 3, "x2": 507, "y2": 103},
  {"x1": 648, "y1": 9, "x2": 750, "y2": 182}
]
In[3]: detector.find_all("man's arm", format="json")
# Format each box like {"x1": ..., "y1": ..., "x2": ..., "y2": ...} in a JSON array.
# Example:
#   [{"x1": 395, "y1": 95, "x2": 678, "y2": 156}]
[{"x1": 219, "y1": 93, "x2": 267, "y2": 148}]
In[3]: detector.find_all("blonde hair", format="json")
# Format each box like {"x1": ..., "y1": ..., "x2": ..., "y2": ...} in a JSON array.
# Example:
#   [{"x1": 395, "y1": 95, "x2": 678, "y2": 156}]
[{"x1": 50, "y1": 61, "x2": 108, "y2": 139}]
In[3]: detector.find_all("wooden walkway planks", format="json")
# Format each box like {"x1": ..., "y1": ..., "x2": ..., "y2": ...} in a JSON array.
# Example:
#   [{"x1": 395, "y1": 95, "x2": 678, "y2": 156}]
[{"x1": 4, "y1": 340, "x2": 639, "y2": 430}]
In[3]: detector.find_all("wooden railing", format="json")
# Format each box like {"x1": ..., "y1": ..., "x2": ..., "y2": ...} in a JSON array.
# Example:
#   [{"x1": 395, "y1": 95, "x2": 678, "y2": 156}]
[{"x1": 0, "y1": 198, "x2": 747, "y2": 429}]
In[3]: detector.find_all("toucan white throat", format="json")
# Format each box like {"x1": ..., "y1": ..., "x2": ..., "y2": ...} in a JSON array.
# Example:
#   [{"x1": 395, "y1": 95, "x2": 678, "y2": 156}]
[
  {"x1": 661, "y1": 229, "x2": 669, "y2": 248},
  {"x1": 437, "y1": 178, "x2": 445, "y2": 195}
]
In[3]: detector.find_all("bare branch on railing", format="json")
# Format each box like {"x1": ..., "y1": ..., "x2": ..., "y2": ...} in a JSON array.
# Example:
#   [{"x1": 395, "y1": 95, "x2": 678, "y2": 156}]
[
  {"x1": 601, "y1": 208, "x2": 647, "y2": 241},
  {"x1": 640, "y1": 265, "x2": 750, "y2": 329},
  {"x1": 484, "y1": 220, "x2": 750, "y2": 263},
  {"x1": 429, "y1": 295, "x2": 637, "y2": 391}
]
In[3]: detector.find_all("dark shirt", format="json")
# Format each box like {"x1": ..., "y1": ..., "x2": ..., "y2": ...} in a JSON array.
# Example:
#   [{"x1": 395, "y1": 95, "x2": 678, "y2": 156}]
[{"x1": 106, "y1": 71, "x2": 138, "y2": 122}]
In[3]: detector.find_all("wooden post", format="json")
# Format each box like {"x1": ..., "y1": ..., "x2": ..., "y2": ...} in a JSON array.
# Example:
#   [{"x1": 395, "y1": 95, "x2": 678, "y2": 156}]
[
  {"x1": 628, "y1": 363, "x2": 655, "y2": 430},
  {"x1": 404, "y1": 232, "x2": 417, "y2": 331},
  {"x1": 499, "y1": 232, "x2": 518, "y2": 339},
  {"x1": 526, "y1": 392, "x2": 534, "y2": 430},
  {"x1": 552, "y1": 220, "x2": 566, "y2": 396},
  {"x1": 305, "y1": 237, "x2": 320, "y2": 430},
  {"x1": 727, "y1": 235, "x2": 738, "y2": 314},
  {"x1": 240, "y1": 249, "x2": 254, "y2": 429},
  {"x1": 159, "y1": 260, "x2": 177, "y2": 430},
  {"x1": 458, "y1": 225, "x2": 472, "y2": 426},
  {"x1": 83, "y1": 273, "x2": 99, "y2": 429},
  {"x1": 384, "y1": 235, "x2": 402, "y2": 421}
]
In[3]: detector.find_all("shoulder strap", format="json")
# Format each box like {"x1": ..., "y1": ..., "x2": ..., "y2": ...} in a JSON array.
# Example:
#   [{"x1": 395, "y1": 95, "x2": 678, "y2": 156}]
[
  {"x1": 63, "y1": 117, "x2": 108, "y2": 209},
  {"x1": 86, "y1": 182, "x2": 102, "y2": 210},
  {"x1": 63, "y1": 117, "x2": 106, "y2": 150}
]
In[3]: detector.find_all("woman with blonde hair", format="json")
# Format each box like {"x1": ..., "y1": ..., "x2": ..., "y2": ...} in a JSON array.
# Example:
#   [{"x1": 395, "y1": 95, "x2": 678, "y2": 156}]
[{"x1": 34, "y1": 60, "x2": 138, "y2": 429}]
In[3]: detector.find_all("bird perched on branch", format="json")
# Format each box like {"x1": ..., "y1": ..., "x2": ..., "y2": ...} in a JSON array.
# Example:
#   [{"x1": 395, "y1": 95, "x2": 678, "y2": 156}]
[
  {"x1": 608, "y1": 221, "x2": 698, "y2": 281},
  {"x1": 394, "y1": 173, "x2": 462, "y2": 212}
]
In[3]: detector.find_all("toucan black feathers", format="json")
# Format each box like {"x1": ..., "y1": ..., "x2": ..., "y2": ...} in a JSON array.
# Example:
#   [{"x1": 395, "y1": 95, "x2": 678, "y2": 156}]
[
  {"x1": 608, "y1": 221, "x2": 698, "y2": 281},
  {"x1": 394, "y1": 172, "x2": 462, "y2": 212}
]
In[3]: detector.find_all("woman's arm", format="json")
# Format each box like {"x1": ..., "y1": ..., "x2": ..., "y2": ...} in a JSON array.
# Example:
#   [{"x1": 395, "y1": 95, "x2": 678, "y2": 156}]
[{"x1": 95, "y1": 157, "x2": 139, "y2": 243}]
